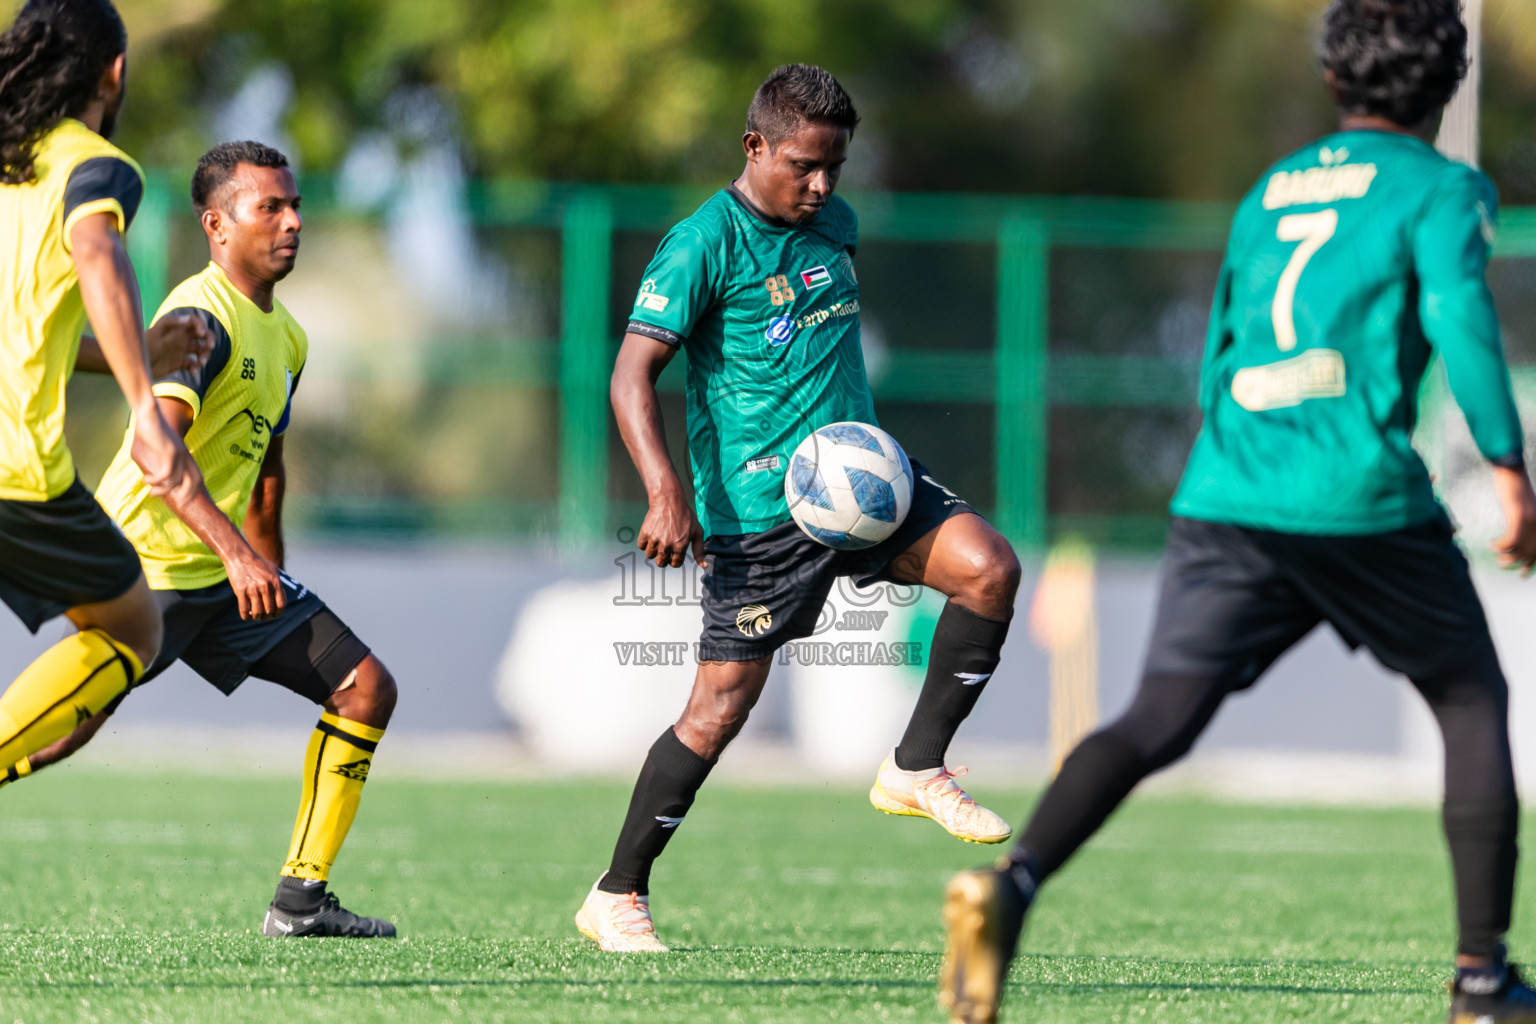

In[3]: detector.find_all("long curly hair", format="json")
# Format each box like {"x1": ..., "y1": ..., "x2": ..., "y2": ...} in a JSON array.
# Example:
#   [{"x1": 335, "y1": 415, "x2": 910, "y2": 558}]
[
  {"x1": 1320, "y1": 0, "x2": 1468, "y2": 128},
  {"x1": 0, "y1": 0, "x2": 127, "y2": 184}
]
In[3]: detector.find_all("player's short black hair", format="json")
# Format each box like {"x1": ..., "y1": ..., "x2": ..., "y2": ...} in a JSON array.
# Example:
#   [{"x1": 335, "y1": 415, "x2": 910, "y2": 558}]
[
  {"x1": 0, "y1": 0, "x2": 127, "y2": 184},
  {"x1": 1320, "y1": 0, "x2": 1468, "y2": 128},
  {"x1": 191, "y1": 140, "x2": 290, "y2": 213},
  {"x1": 745, "y1": 63, "x2": 859, "y2": 147}
]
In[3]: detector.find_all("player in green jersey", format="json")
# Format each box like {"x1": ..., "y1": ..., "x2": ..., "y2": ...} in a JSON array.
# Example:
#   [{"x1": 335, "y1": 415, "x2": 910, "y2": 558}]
[
  {"x1": 577, "y1": 64, "x2": 1024, "y2": 952},
  {"x1": 939, "y1": 3, "x2": 1536, "y2": 1022}
]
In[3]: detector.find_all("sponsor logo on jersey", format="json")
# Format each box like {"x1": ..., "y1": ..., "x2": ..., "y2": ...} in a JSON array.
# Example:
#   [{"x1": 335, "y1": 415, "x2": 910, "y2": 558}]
[
  {"x1": 800, "y1": 265, "x2": 832, "y2": 289},
  {"x1": 765, "y1": 312, "x2": 796, "y2": 345},
  {"x1": 745, "y1": 454, "x2": 781, "y2": 473},
  {"x1": 232, "y1": 408, "x2": 276, "y2": 436},
  {"x1": 635, "y1": 278, "x2": 670, "y2": 313},
  {"x1": 1230, "y1": 348, "x2": 1346, "y2": 411},
  {"x1": 736, "y1": 603, "x2": 773, "y2": 637},
  {"x1": 794, "y1": 298, "x2": 860, "y2": 331},
  {"x1": 331, "y1": 758, "x2": 372, "y2": 781}
]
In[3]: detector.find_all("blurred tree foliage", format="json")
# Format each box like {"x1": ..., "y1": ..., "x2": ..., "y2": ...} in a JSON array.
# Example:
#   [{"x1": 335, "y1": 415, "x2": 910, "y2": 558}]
[{"x1": 38, "y1": 0, "x2": 1524, "y2": 201}]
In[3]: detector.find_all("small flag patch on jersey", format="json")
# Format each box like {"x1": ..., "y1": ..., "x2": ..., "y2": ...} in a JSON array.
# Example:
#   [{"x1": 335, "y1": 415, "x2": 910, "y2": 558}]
[{"x1": 800, "y1": 265, "x2": 831, "y2": 289}]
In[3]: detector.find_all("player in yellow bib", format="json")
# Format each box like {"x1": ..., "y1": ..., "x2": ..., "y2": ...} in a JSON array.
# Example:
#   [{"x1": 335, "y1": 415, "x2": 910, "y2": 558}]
[
  {"x1": 0, "y1": 0, "x2": 208, "y2": 800},
  {"x1": 19, "y1": 142, "x2": 401, "y2": 939}
]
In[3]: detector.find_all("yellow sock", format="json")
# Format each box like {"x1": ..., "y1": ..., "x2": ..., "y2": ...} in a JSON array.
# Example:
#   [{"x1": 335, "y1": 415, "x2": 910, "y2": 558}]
[
  {"x1": 0, "y1": 629, "x2": 140, "y2": 767},
  {"x1": 0, "y1": 757, "x2": 32, "y2": 789},
  {"x1": 281, "y1": 712, "x2": 386, "y2": 881}
]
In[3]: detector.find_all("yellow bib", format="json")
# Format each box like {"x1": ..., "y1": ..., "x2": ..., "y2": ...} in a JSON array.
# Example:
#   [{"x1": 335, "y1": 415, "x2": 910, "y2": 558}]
[{"x1": 96, "y1": 263, "x2": 307, "y2": 590}]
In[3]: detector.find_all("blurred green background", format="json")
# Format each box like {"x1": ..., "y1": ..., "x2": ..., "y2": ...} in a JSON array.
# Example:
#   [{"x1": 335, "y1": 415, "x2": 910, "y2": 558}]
[{"x1": 26, "y1": 0, "x2": 1536, "y2": 550}]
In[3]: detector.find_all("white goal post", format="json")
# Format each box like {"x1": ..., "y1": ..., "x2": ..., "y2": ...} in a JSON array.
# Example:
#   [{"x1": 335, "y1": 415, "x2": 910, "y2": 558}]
[{"x1": 1436, "y1": 0, "x2": 1482, "y2": 166}]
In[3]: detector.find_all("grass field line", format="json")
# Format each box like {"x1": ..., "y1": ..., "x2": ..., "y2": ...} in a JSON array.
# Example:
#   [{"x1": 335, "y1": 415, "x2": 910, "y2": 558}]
[
  {"x1": 0, "y1": 772, "x2": 1491, "y2": 1022},
  {"x1": 75, "y1": 722, "x2": 1442, "y2": 805}
]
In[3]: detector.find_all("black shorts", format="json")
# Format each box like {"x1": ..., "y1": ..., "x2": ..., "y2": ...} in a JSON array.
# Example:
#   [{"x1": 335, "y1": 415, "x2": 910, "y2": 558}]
[
  {"x1": 135, "y1": 572, "x2": 370, "y2": 704},
  {"x1": 1144, "y1": 516, "x2": 1496, "y2": 686},
  {"x1": 0, "y1": 477, "x2": 142, "y2": 633},
  {"x1": 698, "y1": 459, "x2": 977, "y2": 661}
]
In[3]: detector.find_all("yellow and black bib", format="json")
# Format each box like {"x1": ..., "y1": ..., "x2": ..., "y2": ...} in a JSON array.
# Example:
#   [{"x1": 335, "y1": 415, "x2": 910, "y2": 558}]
[
  {"x1": 0, "y1": 119, "x2": 144, "y2": 501},
  {"x1": 96, "y1": 262, "x2": 307, "y2": 590}
]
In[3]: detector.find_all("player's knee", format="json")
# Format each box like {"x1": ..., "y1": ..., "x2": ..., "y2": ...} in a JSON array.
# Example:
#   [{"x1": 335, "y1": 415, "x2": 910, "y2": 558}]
[
  {"x1": 364, "y1": 660, "x2": 398, "y2": 724},
  {"x1": 346, "y1": 656, "x2": 396, "y2": 726},
  {"x1": 954, "y1": 539, "x2": 1022, "y2": 614},
  {"x1": 989, "y1": 544, "x2": 1023, "y2": 603},
  {"x1": 111, "y1": 598, "x2": 162, "y2": 674}
]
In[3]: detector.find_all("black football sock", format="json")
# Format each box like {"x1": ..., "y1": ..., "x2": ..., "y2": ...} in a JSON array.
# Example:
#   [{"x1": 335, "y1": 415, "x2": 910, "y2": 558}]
[
  {"x1": 894, "y1": 602, "x2": 1011, "y2": 772},
  {"x1": 1414, "y1": 650, "x2": 1520, "y2": 959},
  {"x1": 1001, "y1": 848, "x2": 1042, "y2": 905},
  {"x1": 1445, "y1": 798, "x2": 1519, "y2": 958},
  {"x1": 599, "y1": 727, "x2": 716, "y2": 896},
  {"x1": 272, "y1": 874, "x2": 329, "y2": 914}
]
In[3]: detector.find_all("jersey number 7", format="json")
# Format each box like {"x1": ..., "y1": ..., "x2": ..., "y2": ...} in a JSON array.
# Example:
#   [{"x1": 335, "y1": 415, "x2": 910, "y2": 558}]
[{"x1": 1271, "y1": 208, "x2": 1338, "y2": 352}]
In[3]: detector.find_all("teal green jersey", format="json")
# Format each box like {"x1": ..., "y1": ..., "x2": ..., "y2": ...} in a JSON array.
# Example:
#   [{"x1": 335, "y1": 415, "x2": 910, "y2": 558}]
[
  {"x1": 1171, "y1": 130, "x2": 1523, "y2": 534},
  {"x1": 627, "y1": 185, "x2": 876, "y2": 537}
]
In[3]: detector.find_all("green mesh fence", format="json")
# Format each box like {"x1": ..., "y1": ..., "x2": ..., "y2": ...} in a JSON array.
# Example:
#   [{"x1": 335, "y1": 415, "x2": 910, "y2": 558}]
[{"x1": 60, "y1": 178, "x2": 1533, "y2": 552}]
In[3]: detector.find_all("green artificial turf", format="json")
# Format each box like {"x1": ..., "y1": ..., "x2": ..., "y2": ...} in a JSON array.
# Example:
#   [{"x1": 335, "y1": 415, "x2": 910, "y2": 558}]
[{"x1": 0, "y1": 764, "x2": 1506, "y2": 1022}]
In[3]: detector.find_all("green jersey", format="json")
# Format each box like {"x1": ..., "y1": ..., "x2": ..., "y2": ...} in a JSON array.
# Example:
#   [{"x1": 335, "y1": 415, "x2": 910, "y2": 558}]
[
  {"x1": 1172, "y1": 130, "x2": 1523, "y2": 534},
  {"x1": 627, "y1": 185, "x2": 876, "y2": 537}
]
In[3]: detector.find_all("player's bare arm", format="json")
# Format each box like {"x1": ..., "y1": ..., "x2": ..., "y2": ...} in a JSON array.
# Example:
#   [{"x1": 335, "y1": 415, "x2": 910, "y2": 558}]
[
  {"x1": 154, "y1": 395, "x2": 286, "y2": 621},
  {"x1": 611, "y1": 332, "x2": 703, "y2": 569},
  {"x1": 77, "y1": 310, "x2": 214, "y2": 377},
  {"x1": 245, "y1": 433, "x2": 287, "y2": 567},
  {"x1": 70, "y1": 211, "x2": 202, "y2": 506}
]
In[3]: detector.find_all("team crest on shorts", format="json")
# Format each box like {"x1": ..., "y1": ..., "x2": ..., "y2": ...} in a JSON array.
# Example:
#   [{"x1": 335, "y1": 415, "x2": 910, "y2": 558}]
[{"x1": 736, "y1": 603, "x2": 773, "y2": 637}]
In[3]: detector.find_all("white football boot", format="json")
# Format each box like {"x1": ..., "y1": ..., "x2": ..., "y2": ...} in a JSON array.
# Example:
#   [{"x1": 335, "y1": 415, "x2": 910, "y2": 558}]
[
  {"x1": 869, "y1": 750, "x2": 1012, "y2": 845},
  {"x1": 574, "y1": 873, "x2": 670, "y2": 952}
]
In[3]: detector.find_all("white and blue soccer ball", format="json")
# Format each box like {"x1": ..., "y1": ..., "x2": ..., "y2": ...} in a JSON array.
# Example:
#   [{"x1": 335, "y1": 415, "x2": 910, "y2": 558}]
[{"x1": 785, "y1": 422, "x2": 913, "y2": 550}]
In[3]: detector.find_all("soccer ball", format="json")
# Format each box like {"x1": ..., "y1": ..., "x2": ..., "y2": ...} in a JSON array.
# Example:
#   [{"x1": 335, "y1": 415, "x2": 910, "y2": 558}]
[{"x1": 784, "y1": 422, "x2": 913, "y2": 550}]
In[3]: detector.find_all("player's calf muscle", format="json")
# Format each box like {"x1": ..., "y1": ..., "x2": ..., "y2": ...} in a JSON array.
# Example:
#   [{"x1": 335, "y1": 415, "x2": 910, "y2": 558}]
[{"x1": 674, "y1": 659, "x2": 769, "y2": 759}]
